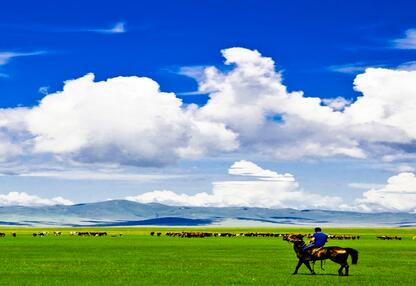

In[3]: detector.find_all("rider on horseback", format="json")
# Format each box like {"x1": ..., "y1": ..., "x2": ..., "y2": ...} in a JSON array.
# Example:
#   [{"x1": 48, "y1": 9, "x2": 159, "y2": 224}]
[{"x1": 303, "y1": 227, "x2": 328, "y2": 257}]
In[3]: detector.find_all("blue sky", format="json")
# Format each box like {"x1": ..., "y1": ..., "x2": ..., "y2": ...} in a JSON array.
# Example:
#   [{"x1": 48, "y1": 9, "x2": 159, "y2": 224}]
[{"x1": 0, "y1": 0, "x2": 416, "y2": 212}]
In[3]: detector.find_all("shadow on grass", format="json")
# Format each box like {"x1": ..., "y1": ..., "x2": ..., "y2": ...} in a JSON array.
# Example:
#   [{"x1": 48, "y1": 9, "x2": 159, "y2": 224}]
[{"x1": 295, "y1": 273, "x2": 360, "y2": 276}]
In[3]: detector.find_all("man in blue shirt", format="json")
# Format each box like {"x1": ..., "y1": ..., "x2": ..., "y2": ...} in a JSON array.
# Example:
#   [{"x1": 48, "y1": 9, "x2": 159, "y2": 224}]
[{"x1": 303, "y1": 227, "x2": 328, "y2": 255}]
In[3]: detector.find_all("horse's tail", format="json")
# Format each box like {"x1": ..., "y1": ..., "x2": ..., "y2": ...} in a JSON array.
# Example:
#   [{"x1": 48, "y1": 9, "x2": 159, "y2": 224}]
[{"x1": 346, "y1": 248, "x2": 358, "y2": 264}]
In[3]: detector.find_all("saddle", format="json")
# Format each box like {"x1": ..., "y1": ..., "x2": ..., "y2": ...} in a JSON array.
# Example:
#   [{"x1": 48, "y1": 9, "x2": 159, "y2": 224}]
[{"x1": 309, "y1": 247, "x2": 326, "y2": 259}]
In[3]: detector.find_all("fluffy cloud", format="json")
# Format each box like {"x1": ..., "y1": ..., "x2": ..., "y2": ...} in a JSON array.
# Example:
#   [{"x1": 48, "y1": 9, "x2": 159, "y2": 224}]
[
  {"x1": 355, "y1": 172, "x2": 416, "y2": 212},
  {"x1": 25, "y1": 73, "x2": 237, "y2": 166},
  {"x1": 192, "y1": 48, "x2": 416, "y2": 160},
  {"x1": 0, "y1": 192, "x2": 72, "y2": 206},
  {"x1": 1, "y1": 47, "x2": 416, "y2": 166},
  {"x1": 127, "y1": 160, "x2": 343, "y2": 209}
]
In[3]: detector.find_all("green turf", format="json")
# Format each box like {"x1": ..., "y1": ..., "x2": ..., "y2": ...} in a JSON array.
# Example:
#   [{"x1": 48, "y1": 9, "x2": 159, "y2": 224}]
[{"x1": 0, "y1": 227, "x2": 414, "y2": 285}]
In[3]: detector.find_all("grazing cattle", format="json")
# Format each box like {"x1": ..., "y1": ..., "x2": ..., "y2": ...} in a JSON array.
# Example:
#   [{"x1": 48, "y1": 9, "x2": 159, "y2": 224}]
[
  {"x1": 376, "y1": 235, "x2": 402, "y2": 240},
  {"x1": 53, "y1": 231, "x2": 62, "y2": 236},
  {"x1": 0, "y1": 233, "x2": 5, "y2": 237},
  {"x1": 164, "y1": 231, "x2": 284, "y2": 238},
  {"x1": 328, "y1": 234, "x2": 360, "y2": 240},
  {"x1": 12, "y1": 232, "x2": 16, "y2": 237},
  {"x1": 150, "y1": 232, "x2": 155, "y2": 236},
  {"x1": 76, "y1": 231, "x2": 107, "y2": 237}
]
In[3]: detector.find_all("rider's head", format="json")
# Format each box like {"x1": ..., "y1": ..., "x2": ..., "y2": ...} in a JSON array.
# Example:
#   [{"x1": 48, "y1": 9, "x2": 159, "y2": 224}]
[{"x1": 314, "y1": 227, "x2": 322, "y2": 232}]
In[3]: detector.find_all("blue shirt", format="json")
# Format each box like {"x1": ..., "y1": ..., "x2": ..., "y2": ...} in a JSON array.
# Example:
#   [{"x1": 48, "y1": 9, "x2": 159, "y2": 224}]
[{"x1": 313, "y1": 232, "x2": 328, "y2": 247}]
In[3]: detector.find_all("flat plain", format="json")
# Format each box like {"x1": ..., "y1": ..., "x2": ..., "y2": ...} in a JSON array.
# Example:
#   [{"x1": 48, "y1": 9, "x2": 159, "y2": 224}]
[{"x1": 0, "y1": 227, "x2": 414, "y2": 285}]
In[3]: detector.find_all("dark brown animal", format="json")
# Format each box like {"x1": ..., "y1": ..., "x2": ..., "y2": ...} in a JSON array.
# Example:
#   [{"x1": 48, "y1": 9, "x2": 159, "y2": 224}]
[{"x1": 283, "y1": 234, "x2": 358, "y2": 276}]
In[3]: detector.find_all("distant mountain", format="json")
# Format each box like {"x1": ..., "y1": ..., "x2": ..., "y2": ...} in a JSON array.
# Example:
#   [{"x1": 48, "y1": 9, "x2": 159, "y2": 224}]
[{"x1": 0, "y1": 200, "x2": 415, "y2": 227}]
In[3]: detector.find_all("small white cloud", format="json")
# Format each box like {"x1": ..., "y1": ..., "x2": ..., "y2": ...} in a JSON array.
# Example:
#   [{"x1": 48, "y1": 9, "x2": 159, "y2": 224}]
[
  {"x1": 90, "y1": 22, "x2": 126, "y2": 34},
  {"x1": 0, "y1": 192, "x2": 72, "y2": 206},
  {"x1": 0, "y1": 51, "x2": 45, "y2": 66},
  {"x1": 38, "y1": 86, "x2": 49, "y2": 95},
  {"x1": 393, "y1": 29, "x2": 416, "y2": 49},
  {"x1": 327, "y1": 63, "x2": 380, "y2": 74},
  {"x1": 228, "y1": 160, "x2": 295, "y2": 181},
  {"x1": 177, "y1": 65, "x2": 208, "y2": 82}
]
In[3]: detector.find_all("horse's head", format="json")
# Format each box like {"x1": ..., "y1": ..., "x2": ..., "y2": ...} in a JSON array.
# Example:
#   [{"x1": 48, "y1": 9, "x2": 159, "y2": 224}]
[{"x1": 282, "y1": 234, "x2": 305, "y2": 244}]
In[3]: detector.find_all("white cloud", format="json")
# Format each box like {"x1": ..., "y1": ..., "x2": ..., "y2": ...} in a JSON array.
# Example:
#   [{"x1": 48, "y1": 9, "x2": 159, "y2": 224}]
[
  {"x1": 38, "y1": 86, "x2": 49, "y2": 95},
  {"x1": 327, "y1": 63, "x2": 383, "y2": 74},
  {"x1": 1, "y1": 47, "x2": 416, "y2": 166},
  {"x1": 0, "y1": 192, "x2": 72, "y2": 206},
  {"x1": 24, "y1": 73, "x2": 237, "y2": 166},
  {"x1": 0, "y1": 51, "x2": 45, "y2": 66},
  {"x1": 393, "y1": 29, "x2": 416, "y2": 49},
  {"x1": 87, "y1": 22, "x2": 126, "y2": 34},
  {"x1": 127, "y1": 160, "x2": 343, "y2": 209},
  {"x1": 127, "y1": 161, "x2": 416, "y2": 212},
  {"x1": 355, "y1": 172, "x2": 416, "y2": 212},
  {"x1": 228, "y1": 160, "x2": 295, "y2": 181}
]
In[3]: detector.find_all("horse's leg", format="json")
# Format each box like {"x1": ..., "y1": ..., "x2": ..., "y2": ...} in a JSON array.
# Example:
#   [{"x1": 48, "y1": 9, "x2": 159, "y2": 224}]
[
  {"x1": 338, "y1": 264, "x2": 344, "y2": 276},
  {"x1": 344, "y1": 263, "x2": 349, "y2": 276},
  {"x1": 304, "y1": 261, "x2": 316, "y2": 275},
  {"x1": 292, "y1": 259, "x2": 303, "y2": 275}
]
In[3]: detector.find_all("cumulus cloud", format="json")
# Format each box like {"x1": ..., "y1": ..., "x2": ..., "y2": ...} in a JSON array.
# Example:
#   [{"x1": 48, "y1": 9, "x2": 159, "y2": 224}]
[
  {"x1": 355, "y1": 172, "x2": 416, "y2": 212},
  {"x1": 393, "y1": 29, "x2": 416, "y2": 49},
  {"x1": 127, "y1": 160, "x2": 343, "y2": 209},
  {"x1": 0, "y1": 47, "x2": 416, "y2": 166},
  {"x1": 0, "y1": 192, "x2": 72, "y2": 206},
  {"x1": 193, "y1": 48, "x2": 416, "y2": 160},
  {"x1": 24, "y1": 73, "x2": 237, "y2": 166}
]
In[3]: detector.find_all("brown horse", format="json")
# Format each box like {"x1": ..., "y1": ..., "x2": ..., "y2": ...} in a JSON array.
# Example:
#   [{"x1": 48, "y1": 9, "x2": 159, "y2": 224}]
[{"x1": 283, "y1": 234, "x2": 358, "y2": 276}]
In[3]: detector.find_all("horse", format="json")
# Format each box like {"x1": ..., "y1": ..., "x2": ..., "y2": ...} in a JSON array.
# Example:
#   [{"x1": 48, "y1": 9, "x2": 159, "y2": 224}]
[{"x1": 283, "y1": 234, "x2": 358, "y2": 276}]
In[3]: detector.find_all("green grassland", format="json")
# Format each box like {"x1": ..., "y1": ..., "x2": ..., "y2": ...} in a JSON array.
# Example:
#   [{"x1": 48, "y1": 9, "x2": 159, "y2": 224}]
[{"x1": 0, "y1": 227, "x2": 414, "y2": 285}]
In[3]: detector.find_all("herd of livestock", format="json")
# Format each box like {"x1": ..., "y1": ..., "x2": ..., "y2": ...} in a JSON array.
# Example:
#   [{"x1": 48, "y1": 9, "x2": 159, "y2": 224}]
[
  {"x1": 159, "y1": 231, "x2": 362, "y2": 239},
  {"x1": 376, "y1": 235, "x2": 403, "y2": 240},
  {"x1": 0, "y1": 231, "x2": 413, "y2": 240}
]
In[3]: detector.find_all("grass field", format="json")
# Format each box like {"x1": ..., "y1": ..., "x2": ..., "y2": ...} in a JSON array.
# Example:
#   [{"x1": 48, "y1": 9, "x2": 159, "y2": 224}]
[{"x1": 0, "y1": 227, "x2": 414, "y2": 285}]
